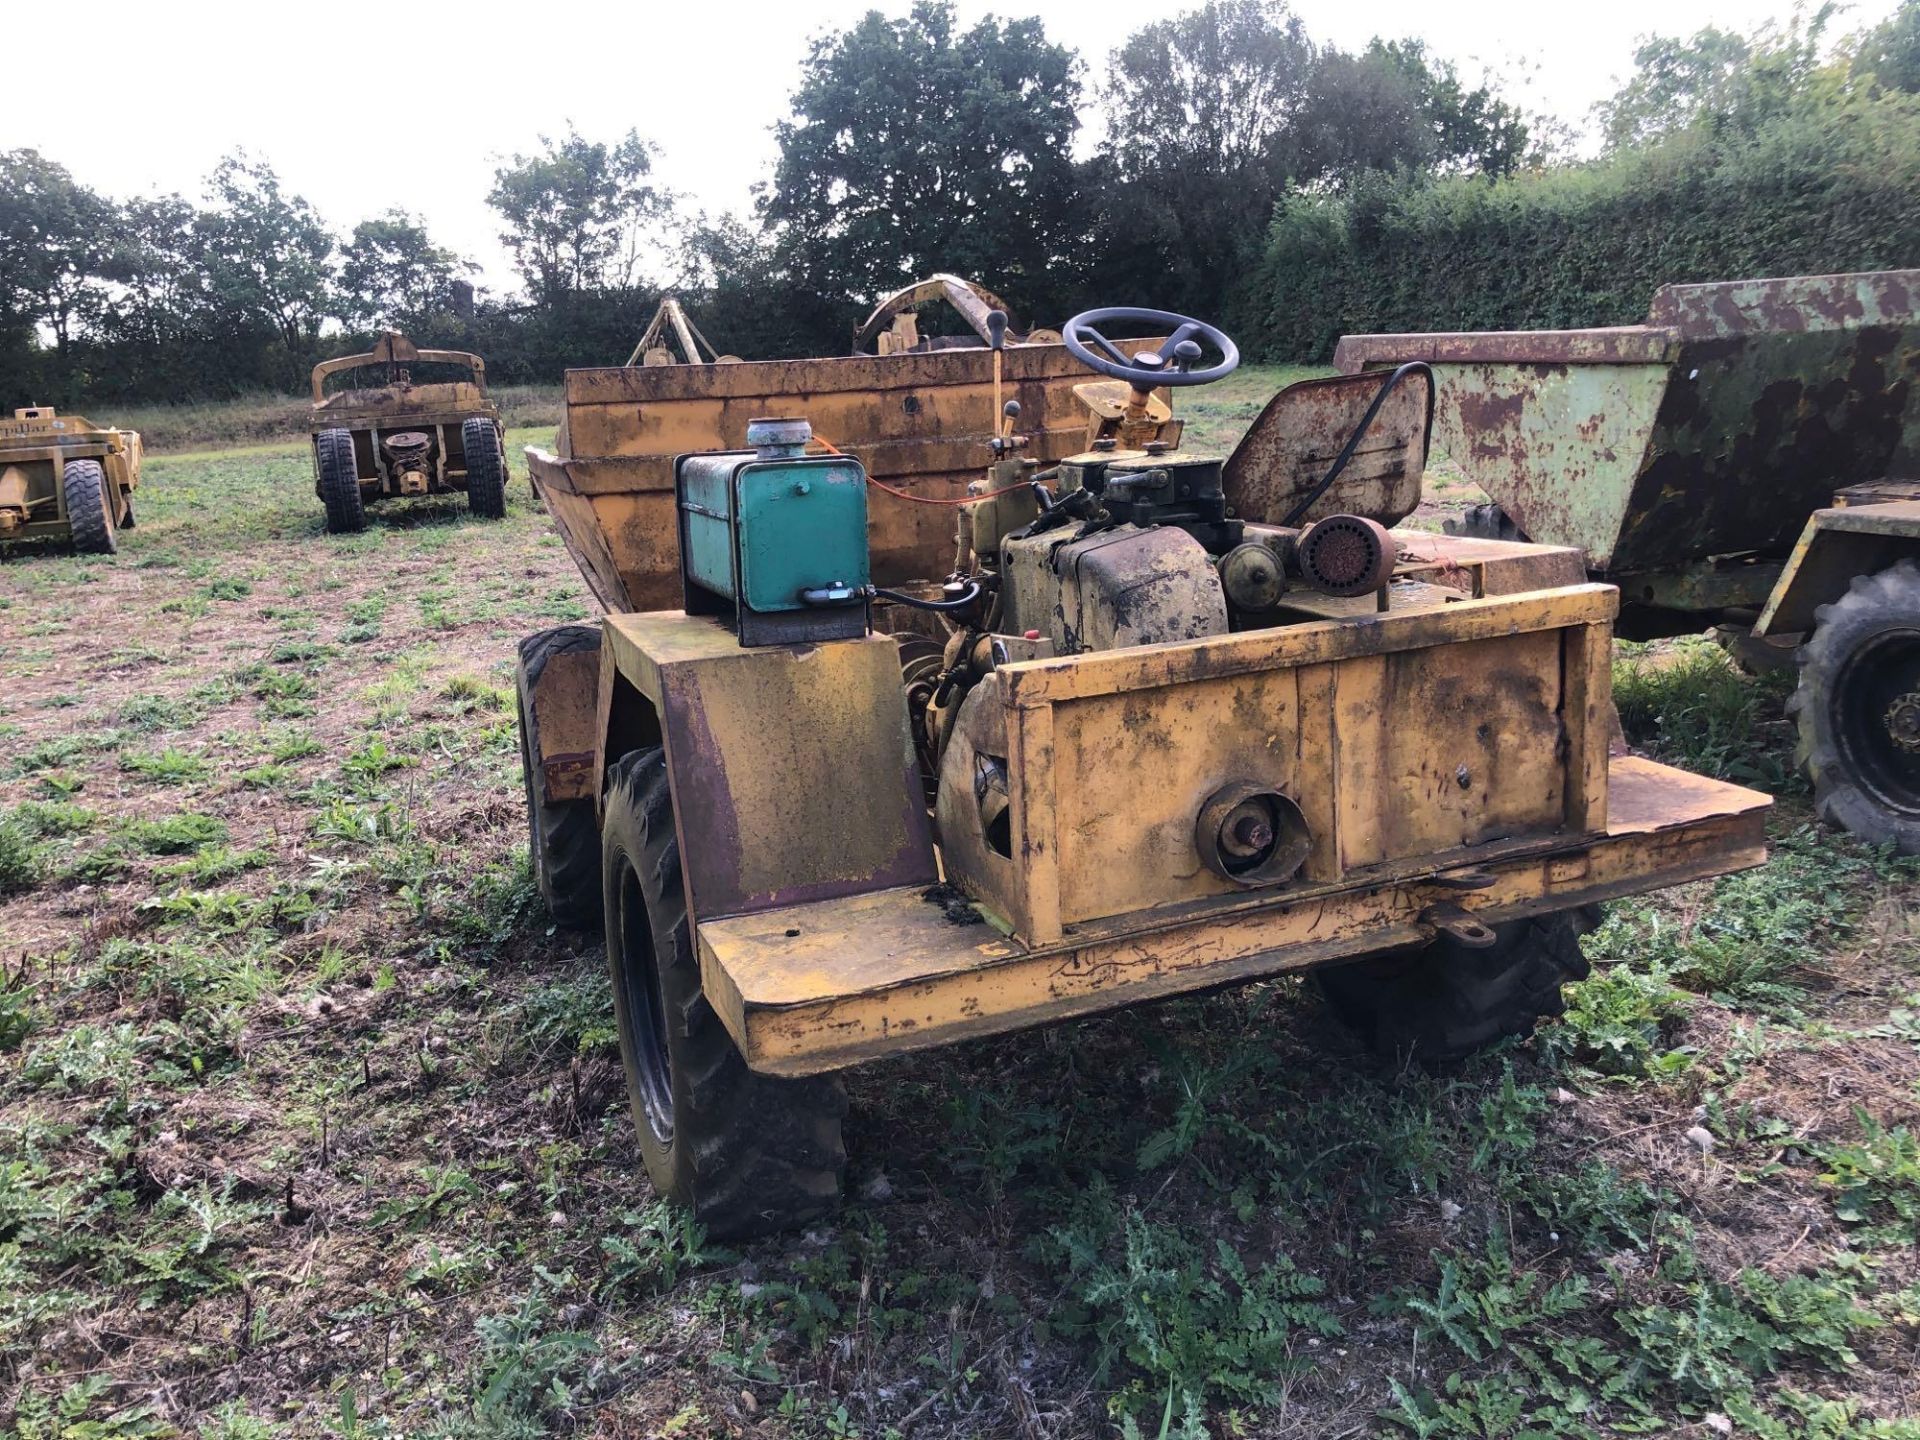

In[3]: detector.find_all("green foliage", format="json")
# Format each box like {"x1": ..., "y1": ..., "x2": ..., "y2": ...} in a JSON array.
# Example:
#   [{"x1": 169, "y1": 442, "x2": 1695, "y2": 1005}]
[
  {"x1": 11, "y1": 800, "x2": 98, "y2": 837},
  {"x1": 119, "y1": 747, "x2": 211, "y2": 785},
  {"x1": 125, "y1": 812, "x2": 228, "y2": 855},
  {"x1": 1615, "y1": 1266, "x2": 1877, "y2": 1404},
  {"x1": 1586, "y1": 826, "x2": 1903, "y2": 1018},
  {"x1": 1595, "y1": 12, "x2": 1836, "y2": 153},
  {"x1": 1543, "y1": 947, "x2": 1690, "y2": 1075},
  {"x1": 1389, "y1": 1239, "x2": 1879, "y2": 1434},
  {"x1": 598, "y1": 1203, "x2": 716, "y2": 1300},
  {"x1": 339, "y1": 210, "x2": 470, "y2": 332},
  {"x1": 437, "y1": 1273, "x2": 613, "y2": 1437},
  {"x1": 1612, "y1": 643, "x2": 1798, "y2": 792},
  {"x1": 764, "y1": 0, "x2": 1082, "y2": 317},
  {"x1": 1245, "y1": 83, "x2": 1920, "y2": 359},
  {"x1": 1049, "y1": 1187, "x2": 1340, "y2": 1430},
  {"x1": 486, "y1": 127, "x2": 668, "y2": 305},
  {"x1": 0, "y1": 819, "x2": 46, "y2": 895},
  {"x1": 1813, "y1": 1111, "x2": 1920, "y2": 1245}
]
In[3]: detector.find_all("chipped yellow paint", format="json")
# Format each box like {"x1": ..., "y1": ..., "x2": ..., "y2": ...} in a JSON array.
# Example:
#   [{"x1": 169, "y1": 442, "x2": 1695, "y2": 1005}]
[{"x1": 699, "y1": 757, "x2": 1771, "y2": 1075}]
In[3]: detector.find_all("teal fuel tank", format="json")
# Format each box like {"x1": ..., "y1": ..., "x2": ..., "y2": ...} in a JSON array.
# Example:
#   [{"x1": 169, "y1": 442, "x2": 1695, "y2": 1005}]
[{"x1": 674, "y1": 416, "x2": 871, "y2": 645}]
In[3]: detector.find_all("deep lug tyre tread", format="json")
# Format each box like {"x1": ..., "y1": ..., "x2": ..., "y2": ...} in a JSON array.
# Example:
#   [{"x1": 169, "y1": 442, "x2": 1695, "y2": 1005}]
[
  {"x1": 61, "y1": 459, "x2": 116, "y2": 554},
  {"x1": 1314, "y1": 907, "x2": 1599, "y2": 1064},
  {"x1": 516, "y1": 624, "x2": 604, "y2": 929},
  {"x1": 1791, "y1": 560, "x2": 1920, "y2": 853},
  {"x1": 316, "y1": 428, "x2": 366, "y2": 534},
  {"x1": 462, "y1": 417, "x2": 507, "y2": 520},
  {"x1": 602, "y1": 747, "x2": 846, "y2": 1237}
]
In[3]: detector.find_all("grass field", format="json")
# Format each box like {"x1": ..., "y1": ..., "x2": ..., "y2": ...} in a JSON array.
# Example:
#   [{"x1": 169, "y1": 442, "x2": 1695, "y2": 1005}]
[{"x1": 1, "y1": 383, "x2": 1917, "y2": 1439}]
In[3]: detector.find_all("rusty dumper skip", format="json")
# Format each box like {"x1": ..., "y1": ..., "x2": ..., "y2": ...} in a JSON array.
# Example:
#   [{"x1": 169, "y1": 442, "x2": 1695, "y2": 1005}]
[
  {"x1": 0, "y1": 405, "x2": 141, "y2": 554},
  {"x1": 514, "y1": 302, "x2": 1771, "y2": 1237},
  {"x1": 307, "y1": 331, "x2": 508, "y2": 534},
  {"x1": 1338, "y1": 269, "x2": 1920, "y2": 853}
]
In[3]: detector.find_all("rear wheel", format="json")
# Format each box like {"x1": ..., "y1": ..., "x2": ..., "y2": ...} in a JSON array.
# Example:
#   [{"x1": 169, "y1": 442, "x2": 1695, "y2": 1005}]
[
  {"x1": 62, "y1": 460, "x2": 116, "y2": 555},
  {"x1": 1792, "y1": 561, "x2": 1920, "y2": 852},
  {"x1": 316, "y1": 429, "x2": 365, "y2": 534},
  {"x1": 1315, "y1": 908, "x2": 1598, "y2": 1064},
  {"x1": 517, "y1": 625, "x2": 603, "y2": 929},
  {"x1": 462, "y1": 417, "x2": 507, "y2": 520},
  {"x1": 602, "y1": 747, "x2": 847, "y2": 1237}
]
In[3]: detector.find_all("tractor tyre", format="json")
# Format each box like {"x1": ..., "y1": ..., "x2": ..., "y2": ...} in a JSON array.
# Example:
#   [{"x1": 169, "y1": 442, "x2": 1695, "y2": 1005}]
[
  {"x1": 1444, "y1": 502, "x2": 1528, "y2": 544},
  {"x1": 1791, "y1": 561, "x2": 1920, "y2": 853},
  {"x1": 1314, "y1": 907, "x2": 1599, "y2": 1065},
  {"x1": 463, "y1": 418, "x2": 507, "y2": 520},
  {"x1": 602, "y1": 747, "x2": 847, "y2": 1237},
  {"x1": 316, "y1": 429, "x2": 366, "y2": 534},
  {"x1": 516, "y1": 624, "x2": 603, "y2": 929},
  {"x1": 62, "y1": 460, "x2": 116, "y2": 555}
]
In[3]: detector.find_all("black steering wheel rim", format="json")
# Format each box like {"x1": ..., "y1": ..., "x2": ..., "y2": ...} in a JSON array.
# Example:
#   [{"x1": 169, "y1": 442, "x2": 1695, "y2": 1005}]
[{"x1": 1061, "y1": 306, "x2": 1240, "y2": 387}]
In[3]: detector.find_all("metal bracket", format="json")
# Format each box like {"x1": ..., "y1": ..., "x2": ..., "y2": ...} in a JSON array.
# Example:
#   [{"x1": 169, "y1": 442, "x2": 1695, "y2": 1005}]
[{"x1": 1419, "y1": 900, "x2": 1499, "y2": 948}]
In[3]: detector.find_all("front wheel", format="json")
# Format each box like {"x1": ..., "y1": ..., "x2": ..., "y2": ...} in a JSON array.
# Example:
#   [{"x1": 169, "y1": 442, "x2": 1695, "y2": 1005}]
[
  {"x1": 1792, "y1": 561, "x2": 1920, "y2": 852},
  {"x1": 462, "y1": 417, "x2": 507, "y2": 520},
  {"x1": 62, "y1": 460, "x2": 117, "y2": 554},
  {"x1": 1315, "y1": 908, "x2": 1598, "y2": 1064},
  {"x1": 601, "y1": 747, "x2": 847, "y2": 1237}
]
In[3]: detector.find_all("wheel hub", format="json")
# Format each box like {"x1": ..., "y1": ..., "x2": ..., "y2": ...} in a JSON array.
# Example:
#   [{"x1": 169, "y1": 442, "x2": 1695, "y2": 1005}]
[{"x1": 1886, "y1": 690, "x2": 1920, "y2": 753}]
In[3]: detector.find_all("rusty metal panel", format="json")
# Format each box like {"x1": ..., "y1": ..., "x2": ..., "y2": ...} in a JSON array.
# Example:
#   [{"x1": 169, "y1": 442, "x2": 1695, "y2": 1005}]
[
  {"x1": 602, "y1": 613, "x2": 936, "y2": 919},
  {"x1": 1337, "y1": 270, "x2": 1920, "y2": 580},
  {"x1": 938, "y1": 584, "x2": 1618, "y2": 943},
  {"x1": 1756, "y1": 499, "x2": 1920, "y2": 636},
  {"x1": 1333, "y1": 327, "x2": 1679, "y2": 370},
  {"x1": 525, "y1": 647, "x2": 601, "y2": 804},
  {"x1": 1223, "y1": 370, "x2": 1431, "y2": 526},
  {"x1": 697, "y1": 755, "x2": 1771, "y2": 1076},
  {"x1": 538, "y1": 340, "x2": 1167, "y2": 612},
  {"x1": 1330, "y1": 630, "x2": 1566, "y2": 871}
]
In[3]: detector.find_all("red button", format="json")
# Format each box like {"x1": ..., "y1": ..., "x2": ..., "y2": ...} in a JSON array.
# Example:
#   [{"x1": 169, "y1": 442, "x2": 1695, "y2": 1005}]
[{"x1": 1024, "y1": 629, "x2": 1040, "y2": 640}]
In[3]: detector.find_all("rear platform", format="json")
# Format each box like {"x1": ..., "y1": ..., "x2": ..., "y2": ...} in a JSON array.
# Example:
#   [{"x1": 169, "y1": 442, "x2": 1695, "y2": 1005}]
[{"x1": 699, "y1": 757, "x2": 1769, "y2": 1075}]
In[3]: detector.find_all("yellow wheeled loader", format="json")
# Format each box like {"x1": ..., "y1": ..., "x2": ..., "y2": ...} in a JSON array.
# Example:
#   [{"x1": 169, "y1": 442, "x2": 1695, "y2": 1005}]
[{"x1": 515, "y1": 303, "x2": 1771, "y2": 1237}]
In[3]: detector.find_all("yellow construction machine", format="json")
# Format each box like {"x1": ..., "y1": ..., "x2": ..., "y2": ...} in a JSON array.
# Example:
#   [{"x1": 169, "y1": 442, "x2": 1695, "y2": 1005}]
[
  {"x1": 307, "y1": 331, "x2": 507, "y2": 533},
  {"x1": 516, "y1": 303, "x2": 1771, "y2": 1237},
  {"x1": 0, "y1": 405, "x2": 141, "y2": 554}
]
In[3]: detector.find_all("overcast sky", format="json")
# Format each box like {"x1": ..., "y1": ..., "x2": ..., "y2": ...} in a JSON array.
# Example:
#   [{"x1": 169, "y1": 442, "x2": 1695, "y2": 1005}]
[{"x1": 15, "y1": 0, "x2": 1900, "y2": 294}]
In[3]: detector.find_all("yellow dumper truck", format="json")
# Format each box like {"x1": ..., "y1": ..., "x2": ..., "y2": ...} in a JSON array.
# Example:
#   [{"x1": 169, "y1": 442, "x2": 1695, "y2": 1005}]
[{"x1": 515, "y1": 304, "x2": 1771, "y2": 1236}]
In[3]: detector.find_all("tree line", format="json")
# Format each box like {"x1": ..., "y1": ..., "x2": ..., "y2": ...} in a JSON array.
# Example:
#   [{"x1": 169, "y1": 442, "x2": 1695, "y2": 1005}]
[
  {"x1": 3, "y1": 0, "x2": 1916, "y2": 407},
  {"x1": 1245, "y1": 4, "x2": 1920, "y2": 357}
]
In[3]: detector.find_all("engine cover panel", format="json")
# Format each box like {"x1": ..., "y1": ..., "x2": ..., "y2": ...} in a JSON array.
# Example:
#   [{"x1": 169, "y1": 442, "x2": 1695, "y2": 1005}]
[{"x1": 1002, "y1": 524, "x2": 1229, "y2": 654}]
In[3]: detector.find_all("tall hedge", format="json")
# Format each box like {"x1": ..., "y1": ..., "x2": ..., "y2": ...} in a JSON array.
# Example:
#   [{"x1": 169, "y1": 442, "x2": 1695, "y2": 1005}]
[{"x1": 1237, "y1": 95, "x2": 1920, "y2": 360}]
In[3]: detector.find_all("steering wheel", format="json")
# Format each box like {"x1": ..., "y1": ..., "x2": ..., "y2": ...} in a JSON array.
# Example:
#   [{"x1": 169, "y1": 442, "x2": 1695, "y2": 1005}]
[{"x1": 1061, "y1": 307, "x2": 1240, "y2": 387}]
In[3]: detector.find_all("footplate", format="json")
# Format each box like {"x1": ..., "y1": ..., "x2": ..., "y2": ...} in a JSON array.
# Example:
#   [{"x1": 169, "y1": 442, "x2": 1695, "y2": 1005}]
[{"x1": 697, "y1": 757, "x2": 1770, "y2": 1076}]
